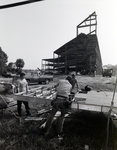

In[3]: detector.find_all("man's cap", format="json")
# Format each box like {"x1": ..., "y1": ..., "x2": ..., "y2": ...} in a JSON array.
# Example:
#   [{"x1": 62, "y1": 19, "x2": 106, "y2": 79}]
[{"x1": 20, "y1": 72, "x2": 26, "y2": 77}]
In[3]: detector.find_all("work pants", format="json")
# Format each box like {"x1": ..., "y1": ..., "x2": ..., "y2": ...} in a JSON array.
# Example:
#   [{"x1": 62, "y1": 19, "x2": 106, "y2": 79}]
[
  {"x1": 45, "y1": 97, "x2": 68, "y2": 135},
  {"x1": 17, "y1": 100, "x2": 30, "y2": 116}
]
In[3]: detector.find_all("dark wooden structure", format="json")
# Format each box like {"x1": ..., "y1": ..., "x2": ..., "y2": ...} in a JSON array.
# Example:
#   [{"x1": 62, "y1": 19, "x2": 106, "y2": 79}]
[{"x1": 42, "y1": 12, "x2": 102, "y2": 75}]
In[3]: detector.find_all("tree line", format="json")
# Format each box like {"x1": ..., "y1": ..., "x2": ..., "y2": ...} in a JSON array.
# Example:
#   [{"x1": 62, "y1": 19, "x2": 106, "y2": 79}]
[{"x1": 0, "y1": 47, "x2": 25, "y2": 75}]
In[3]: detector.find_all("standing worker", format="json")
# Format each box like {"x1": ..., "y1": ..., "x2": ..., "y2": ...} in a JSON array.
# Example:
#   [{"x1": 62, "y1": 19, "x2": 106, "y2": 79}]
[
  {"x1": 17, "y1": 72, "x2": 31, "y2": 117},
  {"x1": 71, "y1": 73, "x2": 79, "y2": 97},
  {"x1": 44, "y1": 76, "x2": 72, "y2": 139}
]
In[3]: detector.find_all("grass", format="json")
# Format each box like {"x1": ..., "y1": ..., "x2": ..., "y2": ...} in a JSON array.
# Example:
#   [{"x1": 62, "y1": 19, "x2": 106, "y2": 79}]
[
  {"x1": 0, "y1": 109, "x2": 114, "y2": 150},
  {"x1": 0, "y1": 75, "x2": 116, "y2": 149}
]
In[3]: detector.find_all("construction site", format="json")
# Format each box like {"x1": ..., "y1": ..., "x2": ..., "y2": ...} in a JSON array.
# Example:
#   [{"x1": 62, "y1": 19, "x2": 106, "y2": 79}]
[
  {"x1": 42, "y1": 12, "x2": 102, "y2": 76},
  {"x1": 0, "y1": 7, "x2": 117, "y2": 150},
  {"x1": 0, "y1": 75, "x2": 117, "y2": 150}
]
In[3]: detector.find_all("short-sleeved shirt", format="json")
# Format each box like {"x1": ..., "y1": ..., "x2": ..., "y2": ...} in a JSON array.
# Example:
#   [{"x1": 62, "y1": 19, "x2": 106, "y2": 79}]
[
  {"x1": 57, "y1": 79, "x2": 72, "y2": 98},
  {"x1": 17, "y1": 78, "x2": 28, "y2": 92}
]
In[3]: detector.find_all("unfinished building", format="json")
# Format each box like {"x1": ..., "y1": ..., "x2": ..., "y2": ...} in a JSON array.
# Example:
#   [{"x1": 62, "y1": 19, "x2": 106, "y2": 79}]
[{"x1": 42, "y1": 12, "x2": 102, "y2": 75}]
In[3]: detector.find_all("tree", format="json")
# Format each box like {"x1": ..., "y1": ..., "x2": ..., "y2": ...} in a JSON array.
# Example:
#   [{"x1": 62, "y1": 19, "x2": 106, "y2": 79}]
[
  {"x1": 0, "y1": 47, "x2": 8, "y2": 75},
  {"x1": 7, "y1": 62, "x2": 16, "y2": 73},
  {"x1": 15, "y1": 58, "x2": 25, "y2": 74}
]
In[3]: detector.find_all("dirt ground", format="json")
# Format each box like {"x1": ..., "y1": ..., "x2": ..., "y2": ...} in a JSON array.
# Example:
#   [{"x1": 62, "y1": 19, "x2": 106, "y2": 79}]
[{"x1": 0, "y1": 75, "x2": 117, "y2": 150}]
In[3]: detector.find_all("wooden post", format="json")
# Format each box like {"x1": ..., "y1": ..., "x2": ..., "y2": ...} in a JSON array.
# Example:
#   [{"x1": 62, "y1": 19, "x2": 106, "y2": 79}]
[{"x1": 105, "y1": 77, "x2": 117, "y2": 150}]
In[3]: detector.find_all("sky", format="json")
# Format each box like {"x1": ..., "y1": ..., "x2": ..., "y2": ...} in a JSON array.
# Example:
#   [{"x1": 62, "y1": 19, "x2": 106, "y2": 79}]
[{"x1": 0, "y1": 0, "x2": 117, "y2": 69}]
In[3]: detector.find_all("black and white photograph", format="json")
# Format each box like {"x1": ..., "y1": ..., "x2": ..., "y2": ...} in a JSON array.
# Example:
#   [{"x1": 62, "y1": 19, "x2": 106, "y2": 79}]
[{"x1": 0, "y1": 0, "x2": 117, "y2": 149}]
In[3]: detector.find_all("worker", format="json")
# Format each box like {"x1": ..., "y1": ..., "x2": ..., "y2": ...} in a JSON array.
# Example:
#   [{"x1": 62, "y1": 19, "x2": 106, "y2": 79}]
[
  {"x1": 71, "y1": 73, "x2": 79, "y2": 97},
  {"x1": 43, "y1": 76, "x2": 72, "y2": 139},
  {"x1": 17, "y1": 72, "x2": 31, "y2": 117}
]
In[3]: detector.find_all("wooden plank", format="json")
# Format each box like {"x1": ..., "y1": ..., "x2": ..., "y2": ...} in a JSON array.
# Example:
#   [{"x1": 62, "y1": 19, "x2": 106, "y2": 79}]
[
  {"x1": 15, "y1": 85, "x2": 55, "y2": 96},
  {"x1": 13, "y1": 94, "x2": 53, "y2": 105},
  {"x1": 15, "y1": 86, "x2": 43, "y2": 96},
  {"x1": 71, "y1": 101, "x2": 117, "y2": 113},
  {"x1": 37, "y1": 108, "x2": 51, "y2": 115},
  {"x1": 25, "y1": 117, "x2": 46, "y2": 121}
]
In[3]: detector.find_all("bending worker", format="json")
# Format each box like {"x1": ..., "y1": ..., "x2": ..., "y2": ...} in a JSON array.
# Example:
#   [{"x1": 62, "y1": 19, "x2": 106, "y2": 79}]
[{"x1": 44, "y1": 76, "x2": 72, "y2": 139}]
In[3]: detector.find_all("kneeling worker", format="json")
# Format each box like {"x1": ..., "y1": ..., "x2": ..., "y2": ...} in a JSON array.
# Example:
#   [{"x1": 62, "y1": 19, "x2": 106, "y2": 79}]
[{"x1": 44, "y1": 76, "x2": 72, "y2": 139}]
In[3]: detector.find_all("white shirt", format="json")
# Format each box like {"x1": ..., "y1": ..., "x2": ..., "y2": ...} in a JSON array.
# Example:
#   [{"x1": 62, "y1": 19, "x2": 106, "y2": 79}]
[
  {"x1": 57, "y1": 79, "x2": 72, "y2": 98},
  {"x1": 17, "y1": 78, "x2": 28, "y2": 92}
]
